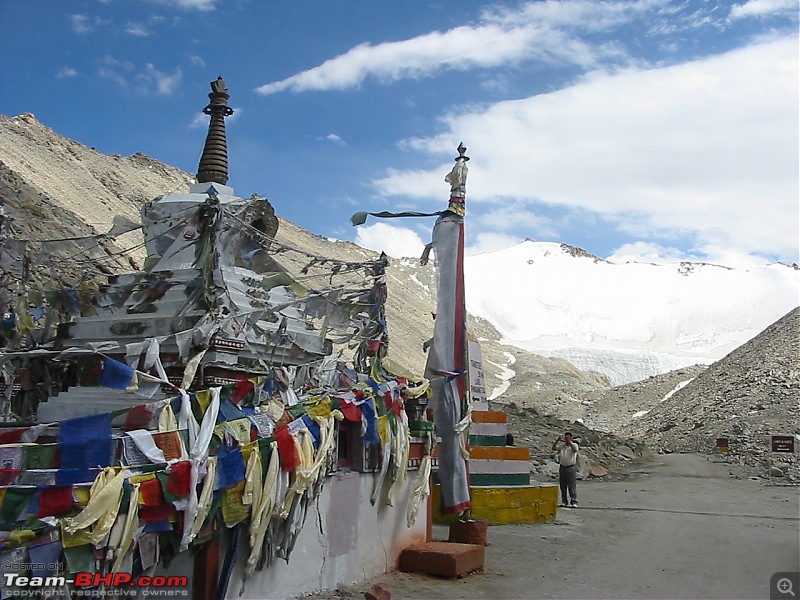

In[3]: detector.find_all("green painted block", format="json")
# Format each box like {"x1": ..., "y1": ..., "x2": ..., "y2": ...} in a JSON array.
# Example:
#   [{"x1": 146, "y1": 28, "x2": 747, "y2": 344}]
[
  {"x1": 469, "y1": 473, "x2": 530, "y2": 486},
  {"x1": 468, "y1": 434, "x2": 506, "y2": 447}
]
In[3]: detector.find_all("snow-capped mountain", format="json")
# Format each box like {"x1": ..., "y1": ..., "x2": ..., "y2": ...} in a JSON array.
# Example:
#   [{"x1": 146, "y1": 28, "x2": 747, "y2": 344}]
[{"x1": 464, "y1": 240, "x2": 799, "y2": 385}]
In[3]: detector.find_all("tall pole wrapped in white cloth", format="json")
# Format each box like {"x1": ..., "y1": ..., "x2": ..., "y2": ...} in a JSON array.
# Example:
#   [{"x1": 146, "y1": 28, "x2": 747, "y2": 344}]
[{"x1": 424, "y1": 144, "x2": 472, "y2": 515}]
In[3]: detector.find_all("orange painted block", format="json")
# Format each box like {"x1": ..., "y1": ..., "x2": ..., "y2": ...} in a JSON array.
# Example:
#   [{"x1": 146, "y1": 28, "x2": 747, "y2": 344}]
[
  {"x1": 469, "y1": 446, "x2": 530, "y2": 461},
  {"x1": 399, "y1": 542, "x2": 485, "y2": 577},
  {"x1": 471, "y1": 411, "x2": 507, "y2": 424}
]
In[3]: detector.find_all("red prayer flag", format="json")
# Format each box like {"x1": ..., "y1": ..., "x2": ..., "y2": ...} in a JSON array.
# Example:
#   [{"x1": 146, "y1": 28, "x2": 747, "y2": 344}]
[
  {"x1": 0, "y1": 469, "x2": 21, "y2": 486},
  {"x1": 166, "y1": 461, "x2": 191, "y2": 497},
  {"x1": 139, "y1": 503, "x2": 172, "y2": 522},
  {"x1": 231, "y1": 380, "x2": 255, "y2": 405},
  {"x1": 38, "y1": 486, "x2": 74, "y2": 517},
  {"x1": 123, "y1": 404, "x2": 155, "y2": 432},
  {"x1": 274, "y1": 427, "x2": 300, "y2": 472},
  {"x1": 0, "y1": 428, "x2": 27, "y2": 445},
  {"x1": 338, "y1": 399, "x2": 362, "y2": 422},
  {"x1": 139, "y1": 478, "x2": 164, "y2": 507}
]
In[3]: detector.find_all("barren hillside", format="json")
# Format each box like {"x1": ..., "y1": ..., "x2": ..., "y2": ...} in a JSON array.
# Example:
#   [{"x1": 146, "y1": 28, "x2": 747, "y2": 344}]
[{"x1": 623, "y1": 307, "x2": 799, "y2": 477}]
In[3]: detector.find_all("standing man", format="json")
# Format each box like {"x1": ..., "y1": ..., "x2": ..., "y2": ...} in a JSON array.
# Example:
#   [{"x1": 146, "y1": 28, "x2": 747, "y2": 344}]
[{"x1": 552, "y1": 431, "x2": 579, "y2": 508}]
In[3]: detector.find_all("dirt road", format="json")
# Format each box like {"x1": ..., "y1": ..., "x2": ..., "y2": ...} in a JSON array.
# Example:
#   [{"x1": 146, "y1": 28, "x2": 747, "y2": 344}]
[{"x1": 317, "y1": 453, "x2": 799, "y2": 600}]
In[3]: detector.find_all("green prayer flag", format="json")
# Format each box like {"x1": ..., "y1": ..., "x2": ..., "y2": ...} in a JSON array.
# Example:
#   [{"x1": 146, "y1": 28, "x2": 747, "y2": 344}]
[{"x1": 1, "y1": 488, "x2": 36, "y2": 524}]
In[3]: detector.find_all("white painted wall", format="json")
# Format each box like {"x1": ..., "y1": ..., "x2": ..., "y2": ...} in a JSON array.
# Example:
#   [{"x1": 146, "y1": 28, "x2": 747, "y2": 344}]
[{"x1": 230, "y1": 469, "x2": 428, "y2": 600}]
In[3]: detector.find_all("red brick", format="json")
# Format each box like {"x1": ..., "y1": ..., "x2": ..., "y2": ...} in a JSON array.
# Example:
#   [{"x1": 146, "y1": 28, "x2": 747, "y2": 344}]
[
  {"x1": 364, "y1": 583, "x2": 390, "y2": 600},
  {"x1": 449, "y1": 519, "x2": 489, "y2": 546},
  {"x1": 398, "y1": 542, "x2": 485, "y2": 577}
]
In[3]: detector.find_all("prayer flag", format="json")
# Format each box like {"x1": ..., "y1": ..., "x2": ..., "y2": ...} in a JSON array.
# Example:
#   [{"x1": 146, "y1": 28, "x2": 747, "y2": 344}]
[
  {"x1": 59, "y1": 413, "x2": 112, "y2": 474},
  {"x1": 99, "y1": 357, "x2": 136, "y2": 390},
  {"x1": 274, "y1": 427, "x2": 300, "y2": 472},
  {"x1": 124, "y1": 404, "x2": 156, "y2": 431},
  {"x1": 38, "y1": 485, "x2": 74, "y2": 517}
]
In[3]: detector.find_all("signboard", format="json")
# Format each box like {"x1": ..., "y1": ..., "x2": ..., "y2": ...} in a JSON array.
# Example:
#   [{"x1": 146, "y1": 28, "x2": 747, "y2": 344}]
[
  {"x1": 771, "y1": 434, "x2": 795, "y2": 453},
  {"x1": 715, "y1": 437, "x2": 729, "y2": 453},
  {"x1": 467, "y1": 339, "x2": 487, "y2": 410}
]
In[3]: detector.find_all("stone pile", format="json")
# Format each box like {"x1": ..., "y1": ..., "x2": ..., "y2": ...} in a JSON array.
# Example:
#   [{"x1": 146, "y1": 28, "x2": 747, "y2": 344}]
[{"x1": 622, "y1": 307, "x2": 800, "y2": 481}]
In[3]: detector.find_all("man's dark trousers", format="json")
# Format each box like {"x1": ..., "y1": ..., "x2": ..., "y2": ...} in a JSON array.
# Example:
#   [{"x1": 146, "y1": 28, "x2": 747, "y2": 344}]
[{"x1": 559, "y1": 464, "x2": 577, "y2": 505}]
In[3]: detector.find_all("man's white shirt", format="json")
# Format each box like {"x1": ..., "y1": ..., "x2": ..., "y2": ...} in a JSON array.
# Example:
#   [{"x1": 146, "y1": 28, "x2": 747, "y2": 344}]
[{"x1": 558, "y1": 443, "x2": 579, "y2": 467}]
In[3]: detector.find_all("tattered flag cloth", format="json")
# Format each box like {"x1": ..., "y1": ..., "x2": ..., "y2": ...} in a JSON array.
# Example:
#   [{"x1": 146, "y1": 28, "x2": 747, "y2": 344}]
[
  {"x1": 99, "y1": 357, "x2": 136, "y2": 390},
  {"x1": 59, "y1": 413, "x2": 112, "y2": 475},
  {"x1": 350, "y1": 210, "x2": 442, "y2": 227}
]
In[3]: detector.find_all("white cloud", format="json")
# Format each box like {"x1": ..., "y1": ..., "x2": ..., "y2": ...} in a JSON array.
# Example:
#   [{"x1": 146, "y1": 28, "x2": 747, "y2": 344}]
[
  {"x1": 372, "y1": 37, "x2": 799, "y2": 264},
  {"x1": 729, "y1": 0, "x2": 798, "y2": 20},
  {"x1": 466, "y1": 232, "x2": 524, "y2": 257},
  {"x1": 98, "y1": 55, "x2": 135, "y2": 87},
  {"x1": 70, "y1": 15, "x2": 93, "y2": 34},
  {"x1": 98, "y1": 57, "x2": 182, "y2": 96},
  {"x1": 324, "y1": 134, "x2": 346, "y2": 146},
  {"x1": 125, "y1": 22, "x2": 150, "y2": 36},
  {"x1": 151, "y1": 0, "x2": 216, "y2": 11},
  {"x1": 56, "y1": 66, "x2": 78, "y2": 79},
  {"x1": 190, "y1": 55, "x2": 206, "y2": 67},
  {"x1": 479, "y1": 207, "x2": 560, "y2": 240},
  {"x1": 607, "y1": 241, "x2": 691, "y2": 265},
  {"x1": 254, "y1": 0, "x2": 676, "y2": 95},
  {"x1": 137, "y1": 64, "x2": 182, "y2": 95},
  {"x1": 354, "y1": 223, "x2": 426, "y2": 259}
]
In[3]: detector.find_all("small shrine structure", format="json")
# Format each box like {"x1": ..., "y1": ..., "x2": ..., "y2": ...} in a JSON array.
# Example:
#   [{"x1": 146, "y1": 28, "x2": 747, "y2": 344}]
[{"x1": 0, "y1": 78, "x2": 433, "y2": 600}]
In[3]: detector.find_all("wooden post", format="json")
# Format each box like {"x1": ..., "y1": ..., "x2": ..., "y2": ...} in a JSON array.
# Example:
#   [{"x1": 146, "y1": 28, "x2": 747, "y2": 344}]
[{"x1": 193, "y1": 536, "x2": 219, "y2": 600}]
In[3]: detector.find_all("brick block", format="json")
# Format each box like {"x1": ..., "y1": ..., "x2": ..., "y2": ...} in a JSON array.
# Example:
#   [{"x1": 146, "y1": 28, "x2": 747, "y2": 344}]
[
  {"x1": 364, "y1": 583, "x2": 391, "y2": 600},
  {"x1": 448, "y1": 519, "x2": 489, "y2": 546},
  {"x1": 399, "y1": 542, "x2": 485, "y2": 577}
]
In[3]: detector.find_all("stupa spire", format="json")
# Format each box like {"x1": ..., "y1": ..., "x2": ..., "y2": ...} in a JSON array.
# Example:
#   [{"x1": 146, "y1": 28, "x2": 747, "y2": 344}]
[{"x1": 196, "y1": 76, "x2": 234, "y2": 185}]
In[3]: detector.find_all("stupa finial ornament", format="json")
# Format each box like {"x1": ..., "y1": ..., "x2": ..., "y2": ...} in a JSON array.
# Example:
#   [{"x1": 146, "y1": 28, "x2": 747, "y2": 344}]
[
  {"x1": 196, "y1": 76, "x2": 234, "y2": 185},
  {"x1": 444, "y1": 142, "x2": 469, "y2": 216}
]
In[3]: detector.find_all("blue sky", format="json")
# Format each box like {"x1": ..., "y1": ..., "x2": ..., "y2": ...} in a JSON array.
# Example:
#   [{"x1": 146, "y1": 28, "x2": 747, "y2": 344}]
[{"x1": 1, "y1": 0, "x2": 797, "y2": 267}]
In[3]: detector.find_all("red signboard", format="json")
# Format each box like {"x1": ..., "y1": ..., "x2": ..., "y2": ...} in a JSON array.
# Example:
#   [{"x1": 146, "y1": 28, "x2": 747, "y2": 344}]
[
  {"x1": 771, "y1": 435, "x2": 795, "y2": 453},
  {"x1": 716, "y1": 438, "x2": 729, "y2": 453}
]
